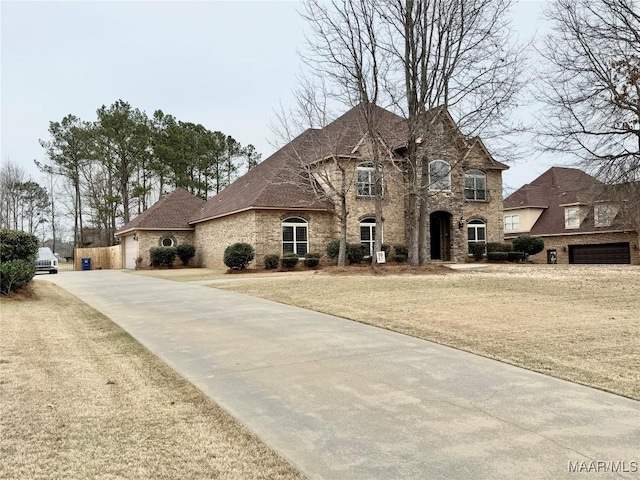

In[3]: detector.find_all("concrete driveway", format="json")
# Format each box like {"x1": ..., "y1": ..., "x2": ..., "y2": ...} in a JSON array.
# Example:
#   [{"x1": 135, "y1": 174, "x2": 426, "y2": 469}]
[{"x1": 43, "y1": 271, "x2": 640, "y2": 479}]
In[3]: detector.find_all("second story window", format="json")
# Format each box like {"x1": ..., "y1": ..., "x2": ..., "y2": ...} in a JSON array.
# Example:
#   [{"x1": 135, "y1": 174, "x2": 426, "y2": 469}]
[
  {"x1": 464, "y1": 169, "x2": 487, "y2": 201},
  {"x1": 429, "y1": 160, "x2": 451, "y2": 191},
  {"x1": 565, "y1": 207, "x2": 580, "y2": 229},
  {"x1": 356, "y1": 162, "x2": 374, "y2": 197},
  {"x1": 594, "y1": 204, "x2": 614, "y2": 227},
  {"x1": 356, "y1": 162, "x2": 383, "y2": 197}
]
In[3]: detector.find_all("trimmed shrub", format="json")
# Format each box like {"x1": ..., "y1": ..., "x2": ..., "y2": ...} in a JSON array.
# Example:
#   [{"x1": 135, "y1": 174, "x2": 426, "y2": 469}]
[
  {"x1": 488, "y1": 251, "x2": 509, "y2": 262},
  {"x1": 512, "y1": 235, "x2": 544, "y2": 258},
  {"x1": 326, "y1": 239, "x2": 340, "y2": 260},
  {"x1": 0, "y1": 229, "x2": 38, "y2": 295},
  {"x1": 150, "y1": 247, "x2": 177, "y2": 267},
  {"x1": 280, "y1": 253, "x2": 299, "y2": 269},
  {"x1": 469, "y1": 242, "x2": 486, "y2": 261},
  {"x1": 264, "y1": 254, "x2": 280, "y2": 270},
  {"x1": 381, "y1": 244, "x2": 391, "y2": 257},
  {"x1": 508, "y1": 251, "x2": 525, "y2": 262},
  {"x1": 0, "y1": 260, "x2": 36, "y2": 295},
  {"x1": 223, "y1": 243, "x2": 255, "y2": 270},
  {"x1": 487, "y1": 242, "x2": 512, "y2": 253},
  {"x1": 489, "y1": 251, "x2": 525, "y2": 262},
  {"x1": 304, "y1": 252, "x2": 321, "y2": 268},
  {"x1": 393, "y1": 244, "x2": 408, "y2": 257},
  {"x1": 346, "y1": 243, "x2": 367, "y2": 264},
  {"x1": 176, "y1": 244, "x2": 196, "y2": 265},
  {"x1": 393, "y1": 254, "x2": 407, "y2": 263}
]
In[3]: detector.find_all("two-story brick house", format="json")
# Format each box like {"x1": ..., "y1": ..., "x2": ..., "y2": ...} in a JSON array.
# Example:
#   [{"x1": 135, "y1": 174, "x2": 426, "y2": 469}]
[{"x1": 116, "y1": 104, "x2": 508, "y2": 268}]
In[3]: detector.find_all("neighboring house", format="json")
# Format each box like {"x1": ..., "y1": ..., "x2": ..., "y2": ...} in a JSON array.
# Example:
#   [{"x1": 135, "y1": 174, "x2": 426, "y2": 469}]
[
  {"x1": 503, "y1": 167, "x2": 639, "y2": 264},
  {"x1": 116, "y1": 104, "x2": 508, "y2": 269}
]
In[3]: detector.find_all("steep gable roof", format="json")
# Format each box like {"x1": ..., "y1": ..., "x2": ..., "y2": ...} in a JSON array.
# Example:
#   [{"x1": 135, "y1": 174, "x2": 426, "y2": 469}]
[
  {"x1": 463, "y1": 137, "x2": 509, "y2": 170},
  {"x1": 300, "y1": 103, "x2": 408, "y2": 162},
  {"x1": 116, "y1": 188, "x2": 205, "y2": 235}
]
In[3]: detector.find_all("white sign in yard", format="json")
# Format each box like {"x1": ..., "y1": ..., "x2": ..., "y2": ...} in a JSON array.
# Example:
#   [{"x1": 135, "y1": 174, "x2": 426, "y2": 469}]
[{"x1": 376, "y1": 251, "x2": 386, "y2": 264}]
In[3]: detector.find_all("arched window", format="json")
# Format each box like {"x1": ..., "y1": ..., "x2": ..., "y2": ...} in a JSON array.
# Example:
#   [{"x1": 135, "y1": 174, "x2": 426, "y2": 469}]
[
  {"x1": 467, "y1": 219, "x2": 486, "y2": 254},
  {"x1": 360, "y1": 217, "x2": 377, "y2": 256},
  {"x1": 282, "y1": 217, "x2": 308, "y2": 256},
  {"x1": 356, "y1": 162, "x2": 374, "y2": 197},
  {"x1": 429, "y1": 160, "x2": 451, "y2": 191},
  {"x1": 464, "y1": 169, "x2": 487, "y2": 201}
]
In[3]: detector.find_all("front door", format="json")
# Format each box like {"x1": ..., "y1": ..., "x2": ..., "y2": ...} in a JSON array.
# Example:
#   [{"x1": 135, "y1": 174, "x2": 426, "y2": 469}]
[{"x1": 429, "y1": 211, "x2": 452, "y2": 261}]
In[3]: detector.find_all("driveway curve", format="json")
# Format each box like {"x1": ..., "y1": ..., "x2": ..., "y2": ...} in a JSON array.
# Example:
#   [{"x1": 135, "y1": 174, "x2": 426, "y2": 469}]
[{"x1": 44, "y1": 271, "x2": 640, "y2": 480}]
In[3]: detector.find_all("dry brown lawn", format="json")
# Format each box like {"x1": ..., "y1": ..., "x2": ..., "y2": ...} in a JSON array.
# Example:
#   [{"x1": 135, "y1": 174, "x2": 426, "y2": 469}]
[
  {"x1": 131, "y1": 267, "x2": 316, "y2": 283},
  {"x1": 0, "y1": 282, "x2": 304, "y2": 480},
  {"x1": 214, "y1": 264, "x2": 640, "y2": 400}
]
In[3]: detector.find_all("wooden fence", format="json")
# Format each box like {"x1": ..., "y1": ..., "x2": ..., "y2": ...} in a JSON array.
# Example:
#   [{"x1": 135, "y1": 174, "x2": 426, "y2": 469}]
[{"x1": 74, "y1": 246, "x2": 122, "y2": 270}]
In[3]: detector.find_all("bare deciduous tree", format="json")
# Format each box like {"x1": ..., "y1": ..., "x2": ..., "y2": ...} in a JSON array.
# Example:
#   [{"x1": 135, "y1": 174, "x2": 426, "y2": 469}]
[
  {"x1": 538, "y1": 0, "x2": 640, "y2": 184},
  {"x1": 296, "y1": 0, "x2": 527, "y2": 266},
  {"x1": 297, "y1": 0, "x2": 391, "y2": 266},
  {"x1": 385, "y1": 0, "x2": 526, "y2": 264}
]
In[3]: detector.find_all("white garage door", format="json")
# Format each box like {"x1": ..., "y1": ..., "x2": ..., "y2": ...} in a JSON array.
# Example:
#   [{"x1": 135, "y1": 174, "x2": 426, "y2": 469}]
[{"x1": 124, "y1": 234, "x2": 138, "y2": 269}]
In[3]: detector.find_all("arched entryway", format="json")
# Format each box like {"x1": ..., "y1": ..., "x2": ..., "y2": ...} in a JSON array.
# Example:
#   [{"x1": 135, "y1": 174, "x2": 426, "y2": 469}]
[{"x1": 430, "y1": 211, "x2": 452, "y2": 261}]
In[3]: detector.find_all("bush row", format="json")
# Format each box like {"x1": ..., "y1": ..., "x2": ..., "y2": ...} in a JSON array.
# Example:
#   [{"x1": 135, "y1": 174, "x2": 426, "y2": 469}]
[
  {"x1": 487, "y1": 251, "x2": 526, "y2": 262},
  {"x1": 224, "y1": 234, "x2": 544, "y2": 271},
  {"x1": 148, "y1": 243, "x2": 196, "y2": 268},
  {"x1": 263, "y1": 252, "x2": 322, "y2": 270},
  {"x1": 326, "y1": 240, "x2": 407, "y2": 263}
]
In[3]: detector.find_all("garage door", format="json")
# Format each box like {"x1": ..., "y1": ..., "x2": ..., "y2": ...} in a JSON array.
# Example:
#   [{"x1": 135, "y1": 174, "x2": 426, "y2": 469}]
[
  {"x1": 568, "y1": 242, "x2": 631, "y2": 264},
  {"x1": 123, "y1": 234, "x2": 138, "y2": 269}
]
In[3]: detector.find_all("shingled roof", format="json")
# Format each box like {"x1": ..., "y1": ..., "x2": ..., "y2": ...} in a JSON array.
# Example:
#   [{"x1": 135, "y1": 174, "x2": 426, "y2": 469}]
[
  {"x1": 300, "y1": 103, "x2": 408, "y2": 160},
  {"x1": 190, "y1": 103, "x2": 505, "y2": 223},
  {"x1": 189, "y1": 128, "x2": 335, "y2": 224},
  {"x1": 502, "y1": 167, "x2": 632, "y2": 235},
  {"x1": 190, "y1": 104, "x2": 420, "y2": 224},
  {"x1": 116, "y1": 188, "x2": 205, "y2": 235}
]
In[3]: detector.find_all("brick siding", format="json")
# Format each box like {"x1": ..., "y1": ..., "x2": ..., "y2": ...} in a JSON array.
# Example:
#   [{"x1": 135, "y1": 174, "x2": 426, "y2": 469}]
[{"x1": 525, "y1": 231, "x2": 640, "y2": 265}]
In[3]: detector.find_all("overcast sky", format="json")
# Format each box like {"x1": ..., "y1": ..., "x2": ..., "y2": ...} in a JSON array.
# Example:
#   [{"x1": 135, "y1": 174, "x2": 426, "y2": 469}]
[{"x1": 1, "y1": 0, "x2": 563, "y2": 193}]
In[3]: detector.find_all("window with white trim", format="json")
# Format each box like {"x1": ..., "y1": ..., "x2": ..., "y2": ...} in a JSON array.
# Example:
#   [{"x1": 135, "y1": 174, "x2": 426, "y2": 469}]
[
  {"x1": 467, "y1": 219, "x2": 486, "y2": 254},
  {"x1": 282, "y1": 217, "x2": 308, "y2": 256},
  {"x1": 160, "y1": 236, "x2": 175, "y2": 247},
  {"x1": 565, "y1": 207, "x2": 580, "y2": 229},
  {"x1": 356, "y1": 162, "x2": 383, "y2": 197},
  {"x1": 464, "y1": 169, "x2": 487, "y2": 201},
  {"x1": 504, "y1": 214, "x2": 520, "y2": 232},
  {"x1": 594, "y1": 204, "x2": 614, "y2": 227},
  {"x1": 360, "y1": 218, "x2": 377, "y2": 256},
  {"x1": 429, "y1": 160, "x2": 451, "y2": 191}
]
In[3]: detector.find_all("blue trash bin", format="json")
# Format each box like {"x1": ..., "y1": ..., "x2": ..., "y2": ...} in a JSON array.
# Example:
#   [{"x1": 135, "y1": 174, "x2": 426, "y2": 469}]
[{"x1": 81, "y1": 258, "x2": 91, "y2": 271}]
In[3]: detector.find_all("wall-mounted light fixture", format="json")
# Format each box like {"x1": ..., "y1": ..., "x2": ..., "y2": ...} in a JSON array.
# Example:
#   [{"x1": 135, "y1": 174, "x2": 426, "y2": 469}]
[
  {"x1": 133, "y1": 233, "x2": 138, "y2": 241},
  {"x1": 458, "y1": 217, "x2": 465, "y2": 229}
]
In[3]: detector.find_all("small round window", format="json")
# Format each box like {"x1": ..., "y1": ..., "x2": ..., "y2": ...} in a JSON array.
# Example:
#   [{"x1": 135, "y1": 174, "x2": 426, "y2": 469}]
[{"x1": 160, "y1": 237, "x2": 175, "y2": 247}]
